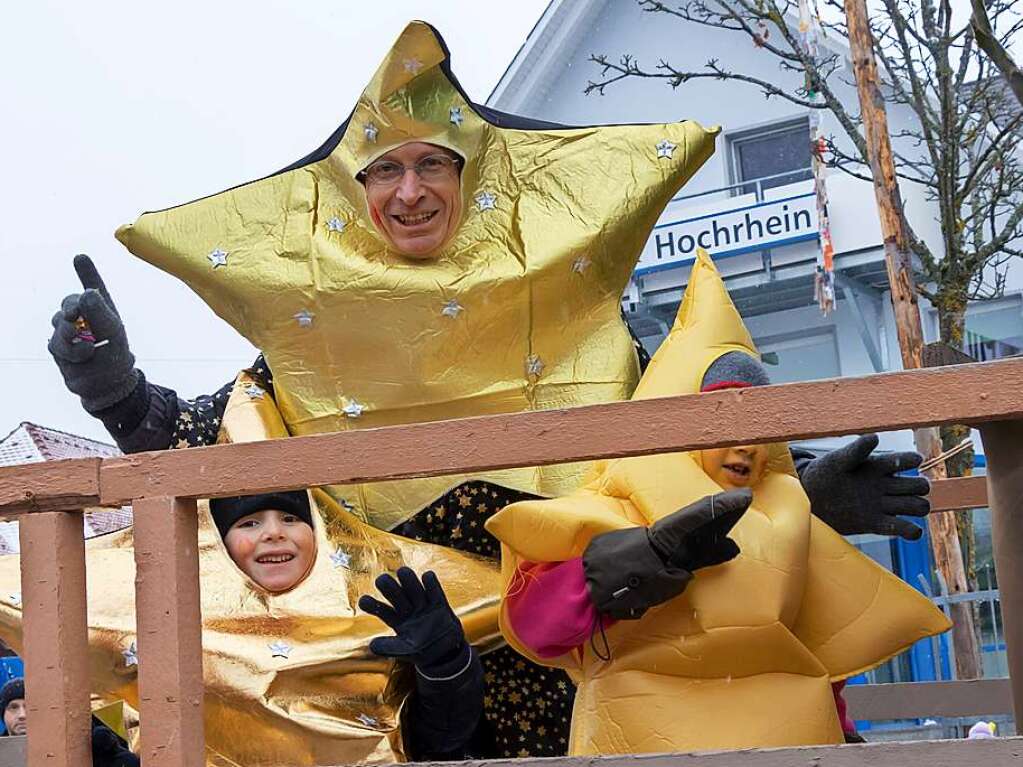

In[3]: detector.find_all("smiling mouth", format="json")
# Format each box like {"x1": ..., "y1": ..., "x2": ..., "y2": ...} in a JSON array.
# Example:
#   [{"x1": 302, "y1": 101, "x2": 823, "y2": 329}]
[
  {"x1": 392, "y1": 211, "x2": 438, "y2": 227},
  {"x1": 256, "y1": 554, "x2": 295, "y2": 565}
]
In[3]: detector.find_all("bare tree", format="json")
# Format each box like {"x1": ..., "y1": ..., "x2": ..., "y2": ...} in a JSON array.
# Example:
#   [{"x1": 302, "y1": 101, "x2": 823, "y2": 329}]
[{"x1": 588, "y1": 0, "x2": 1023, "y2": 358}]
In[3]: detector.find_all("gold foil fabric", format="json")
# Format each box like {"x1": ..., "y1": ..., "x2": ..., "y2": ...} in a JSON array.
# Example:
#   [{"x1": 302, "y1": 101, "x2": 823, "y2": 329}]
[
  {"x1": 0, "y1": 373, "x2": 503, "y2": 766},
  {"x1": 486, "y1": 250, "x2": 951, "y2": 755},
  {"x1": 115, "y1": 21, "x2": 720, "y2": 531}
]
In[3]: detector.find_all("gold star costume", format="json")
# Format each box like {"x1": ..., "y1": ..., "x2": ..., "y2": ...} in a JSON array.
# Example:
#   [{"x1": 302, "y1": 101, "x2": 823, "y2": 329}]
[
  {"x1": 0, "y1": 375, "x2": 503, "y2": 767},
  {"x1": 114, "y1": 21, "x2": 719, "y2": 531},
  {"x1": 485, "y1": 251, "x2": 951, "y2": 755}
]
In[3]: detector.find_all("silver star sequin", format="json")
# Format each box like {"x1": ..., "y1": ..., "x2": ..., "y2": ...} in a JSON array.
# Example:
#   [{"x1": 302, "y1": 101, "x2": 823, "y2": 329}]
[
  {"x1": 449, "y1": 106, "x2": 464, "y2": 127},
  {"x1": 268, "y1": 640, "x2": 292, "y2": 659},
  {"x1": 326, "y1": 216, "x2": 346, "y2": 233},
  {"x1": 656, "y1": 139, "x2": 677, "y2": 159},
  {"x1": 343, "y1": 400, "x2": 364, "y2": 418},
  {"x1": 207, "y1": 249, "x2": 229, "y2": 269},
  {"x1": 8, "y1": 593, "x2": 20, "y2": 607},
  {"x1": 122, "y1": 641, "x2": 138, "y2": 668},
  {"x1": 403, "y1": 58, "x2": 422, "y2": 74},
  {"x1": 364, "y1": 123, "x2": 379, "y2": 143},
  {"x1": 572, "y1": 256, "x2": 591, "y2": 273},
  {"x1": 243, "y1": 384, "x2": 264, "y2": 399},
  {"x1": 441, "y1": 299, "x2": 464, "y2": 318},
  {"x1": 329, "y1": 548, "x2": 352, "y2": 569},
  {"x1": 526, "y1": 354, "x2": 545, "y2": 378},
  {"x1": 340, "y1": 498, "x2": 356, "y2": 512},
  {"x1": 357, "y1": 713, "x2": 379, "y2": 728},
  {"x1": 475, "y1": 191, "x2": 497, "y2": 212},
  {"x1": 294, "y1": 309, "x2": 315, "y2": 328}
]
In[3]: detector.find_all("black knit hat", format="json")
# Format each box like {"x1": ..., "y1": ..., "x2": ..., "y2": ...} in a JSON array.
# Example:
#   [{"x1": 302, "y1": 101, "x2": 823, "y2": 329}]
[
  {"x1": 0, "y1": 678, "x2": 24, "y2": 716},
  {"x1": 209, "y1": 491, "x2": 313, "y2": 540}
]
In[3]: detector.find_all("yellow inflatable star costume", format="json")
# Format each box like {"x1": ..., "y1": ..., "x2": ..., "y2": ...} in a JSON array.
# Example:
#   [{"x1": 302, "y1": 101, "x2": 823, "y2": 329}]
[
  {"x1": 114, "y1": 21, "x2": 719, "y2": 531},
  {"x1": 0, "y1": 375, "x2": 502, "y2": 767},
  {"x1": 486, "y1": 250, "x2": 950, "y2": 755}
]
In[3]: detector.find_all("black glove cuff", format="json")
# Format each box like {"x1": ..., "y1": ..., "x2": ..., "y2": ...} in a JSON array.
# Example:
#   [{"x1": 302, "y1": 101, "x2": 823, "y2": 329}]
[
  {"x1": 416, "y1": 642, "x2": 473, "y2": 681},
  {"x1": 83, "y1": 367, "x2": 142, "y2": 415},
  {"x1": 583, "y1": 527, "x2": 692, "y2": 620},
  {"x1": 91, "y1": 371, "x2": 147, "y2": 430}
]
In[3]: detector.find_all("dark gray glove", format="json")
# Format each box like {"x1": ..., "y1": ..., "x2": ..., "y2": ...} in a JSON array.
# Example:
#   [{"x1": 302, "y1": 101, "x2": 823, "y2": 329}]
[
  {"x1": 799, "y1": 433, "x2": 930, "y2": 540},
  {"x1": 359, "y1": 567, "x2": 469, "y2": 674},
  {"x1": 584, "y1": 489, "x2": 752, "y2": 620},
  {"x1": 48, "y1": 255, "x2": 139, "y2": 413}
]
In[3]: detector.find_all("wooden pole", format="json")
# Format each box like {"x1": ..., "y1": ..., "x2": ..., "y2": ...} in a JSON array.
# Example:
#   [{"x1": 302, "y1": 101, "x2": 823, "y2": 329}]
[
  {"x1": 19, "y1": 513, "x2": 92, "y2": 767},
  {"x1": 133, "y1": 496, "x2": 205, "y2": 767},
  {"x1": 844, "y1": 0, "x2": 981, "y2": 680}
]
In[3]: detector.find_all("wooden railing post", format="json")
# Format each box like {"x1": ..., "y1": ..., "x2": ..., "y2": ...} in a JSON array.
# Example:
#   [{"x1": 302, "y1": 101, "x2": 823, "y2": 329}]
[
  {"x1": 19, "y1": 512, "x2": 91, "y2": 767},
  {"x1": 132, "y1": 497, "x2": 204, "y2": 767}
]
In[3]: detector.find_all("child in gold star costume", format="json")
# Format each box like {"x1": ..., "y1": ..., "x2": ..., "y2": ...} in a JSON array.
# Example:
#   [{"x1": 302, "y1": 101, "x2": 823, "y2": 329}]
[
  {"x1": 45, "y1": 21, "x2": 933, "y2": 759},
  {"x1": 486, "y1": 250, "x2": 951, "y2": 755}
]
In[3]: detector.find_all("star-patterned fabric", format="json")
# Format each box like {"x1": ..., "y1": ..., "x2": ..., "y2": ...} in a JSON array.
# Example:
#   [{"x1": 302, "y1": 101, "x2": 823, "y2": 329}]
[{"x1": 167, "y1": 361, "x2": 583, "y2": 758}]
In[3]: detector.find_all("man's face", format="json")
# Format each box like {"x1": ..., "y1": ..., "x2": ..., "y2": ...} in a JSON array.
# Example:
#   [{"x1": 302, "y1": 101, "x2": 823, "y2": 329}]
[
  {"x1": 224, "y1": 509, "x2": 316, "y2": 593},
  {"x1": 4, "y1": 699, "x2": 25, "y2": 736},
  {"x1": 363, "y1": 141, "x2": 463, "y2": 259}
]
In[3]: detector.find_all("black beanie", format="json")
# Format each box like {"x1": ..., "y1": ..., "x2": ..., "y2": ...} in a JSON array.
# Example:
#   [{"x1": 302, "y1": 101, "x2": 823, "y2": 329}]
[
  {"x1": 209, "y1": 491, "x2": 313, "y2": 540},
  {"x1": 0, "y1": 678, "x2": 24, "y2": 717}
]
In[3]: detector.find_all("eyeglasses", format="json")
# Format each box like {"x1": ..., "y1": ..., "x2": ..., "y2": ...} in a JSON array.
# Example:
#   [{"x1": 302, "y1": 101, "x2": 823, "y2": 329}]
[{"x1": 359, "y1": 154, "x2": 462, "y2": 186}]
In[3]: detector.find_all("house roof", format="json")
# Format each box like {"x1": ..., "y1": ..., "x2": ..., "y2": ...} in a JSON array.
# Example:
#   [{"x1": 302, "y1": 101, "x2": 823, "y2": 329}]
[{"x1": 0, "y1": 423, "x2": 131, "y2": 547}]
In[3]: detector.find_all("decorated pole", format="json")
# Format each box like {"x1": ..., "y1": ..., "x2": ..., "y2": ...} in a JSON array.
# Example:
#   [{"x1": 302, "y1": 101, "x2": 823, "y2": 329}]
[{"x1": 844, "y1": 0, "x2": 981, "y2": 679}]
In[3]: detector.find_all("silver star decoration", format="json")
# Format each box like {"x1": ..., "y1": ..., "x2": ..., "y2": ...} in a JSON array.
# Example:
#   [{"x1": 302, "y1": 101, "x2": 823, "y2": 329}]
[
  {"x1": 364, "y1": 123, "x2": 379, "y2": 143},
  {"x1": 207, "y1": 249, "x2": 229, "y2": 269},
  {"x1": 340, "y1": 498, "x2": 356, "y2": 512},
  {"x1": 526, "y1": 354, "x2": 545, "y2": 378},
  {"x1": 441, "y1": 299, "x2": 464, "y2": 318},
  {"x1": 268, "y1": 640, "x2": 292, "y2": 659},
  {"x1": 572, "y1": 256, "x2": 592, "y2": 274},
  {"x1": 329, "y1": 548, "x2": 352, "y2": 569},
  {"x1": 449, "y1": 106, "x2": 464, "y2": 127},
  {"x1": 343, "y1": 400, "x2": 364, "y2": 418},
  {"x1": 326, "y1": 216, "x2": 346, "y2": 233},
  {"x1": 403, "y1": 58, "x2": 422, "y2": 74},
  {"x1": 656, "y1": 139, "x2": 677, "y2": 160},
  {"x1": 8, "y1": 593, "x2": 20, "y2": 607},
  {"x1": 122, "y1": 641, "x2": 138, "y2": 668},
  {"x1": 475, "y1": 191, "x2": 497, "y2": 212},
  {"x1": 243, "y1": 384, "x2": 264, "y2": 399},
  {"x1": 357, "y1": 713, "x2": 379, "y2": 728},
  {"x1": 294, "y1": 309, "x2": 315, "y2": 328}
]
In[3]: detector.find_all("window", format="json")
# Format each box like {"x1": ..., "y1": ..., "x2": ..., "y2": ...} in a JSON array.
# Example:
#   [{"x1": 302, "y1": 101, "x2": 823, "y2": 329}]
[
  {"x1": 755, "y1": 328, "x2": 840, "y2": 384},
  {"x1": 729, "y1": 119, "x2": 813, "y2": 195},
  {"x1": 964, "y1": 300, "x2": 1023, "y2": 361}
]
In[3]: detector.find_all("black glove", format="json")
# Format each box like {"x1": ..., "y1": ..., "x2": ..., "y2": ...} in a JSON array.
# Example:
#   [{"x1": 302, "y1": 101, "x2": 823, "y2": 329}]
[
  {"x1": 48, "y1": 254, "x2": 138, "y2": 413},
  {"x1": 798, "y1": 433, "x2": 930, "y2": 540},
  {"x1": 584, "y1": 489, "x2": 752, "y2": 620},
  {"x1": 91, "y1": 716, "x2": 139, "y2": 767},
  {"x1": 359, "y1": 567, "x2": 468, "y2": 674}
]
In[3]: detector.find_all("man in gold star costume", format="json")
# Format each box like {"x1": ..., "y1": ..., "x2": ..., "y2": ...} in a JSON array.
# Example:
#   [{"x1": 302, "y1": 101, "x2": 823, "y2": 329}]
[{"x1": 47, "y1": 21, "x2": 933, "y2": 758}]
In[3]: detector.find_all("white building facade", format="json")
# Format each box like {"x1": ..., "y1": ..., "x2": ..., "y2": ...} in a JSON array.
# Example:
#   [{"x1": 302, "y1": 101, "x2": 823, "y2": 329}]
[{"x1": 488, "y1": 0, "x2": 1023, "y2": 458}]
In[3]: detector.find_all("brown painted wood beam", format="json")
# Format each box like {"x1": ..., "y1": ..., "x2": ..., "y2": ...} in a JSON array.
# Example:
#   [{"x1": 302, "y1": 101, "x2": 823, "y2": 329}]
[
  {"x1": 928, "y1": 476, "x2": 989, "y2": 512},
  {"x1": 133, "y1": 497, "x2": 205, "y2": 767},
  {"x1": 18, "y1": 513, "x2": 91, "y2": 767},
  {"x1": 98, "y1": 358, "x2": 1023, "y2": 505},
  {"x1": 844, "y1": 679, "x2": 1013, "y2": 720},
  {"x1": 0, "y1": 458, "x2": 100, "y2": 514}
]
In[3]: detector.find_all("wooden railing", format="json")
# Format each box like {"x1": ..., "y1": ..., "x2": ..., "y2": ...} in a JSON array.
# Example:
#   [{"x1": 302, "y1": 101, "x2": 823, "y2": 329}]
[{"x1": 1, "y1": 358, "x2": 1022, "y2": 767}]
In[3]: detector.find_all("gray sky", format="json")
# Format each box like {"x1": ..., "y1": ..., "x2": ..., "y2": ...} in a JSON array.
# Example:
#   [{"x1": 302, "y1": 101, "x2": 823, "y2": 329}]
[{"x1": 1, "y1": 1, "x2": 550, "y2": 444}]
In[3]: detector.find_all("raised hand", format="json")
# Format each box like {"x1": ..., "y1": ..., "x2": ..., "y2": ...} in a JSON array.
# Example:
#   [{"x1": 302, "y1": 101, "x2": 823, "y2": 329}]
[
  {"x1": 48, "y1": 254, "x2": 138, "y2": 412},
  {"x1": 799, "y1": 433, "x2": 930, "y2": 540},
  {"x1": 359, "y1": 567, "x2": 468, "y2": 673}
]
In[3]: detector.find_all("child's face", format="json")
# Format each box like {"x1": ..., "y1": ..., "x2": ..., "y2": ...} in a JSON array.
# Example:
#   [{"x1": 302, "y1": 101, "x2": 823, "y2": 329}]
[
  {"x1": 700, "y1": 445, "x2": 769, "y2": 490},
  {"x1": 224, "y1": 509, "x2": 316, "y2": 593}
]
